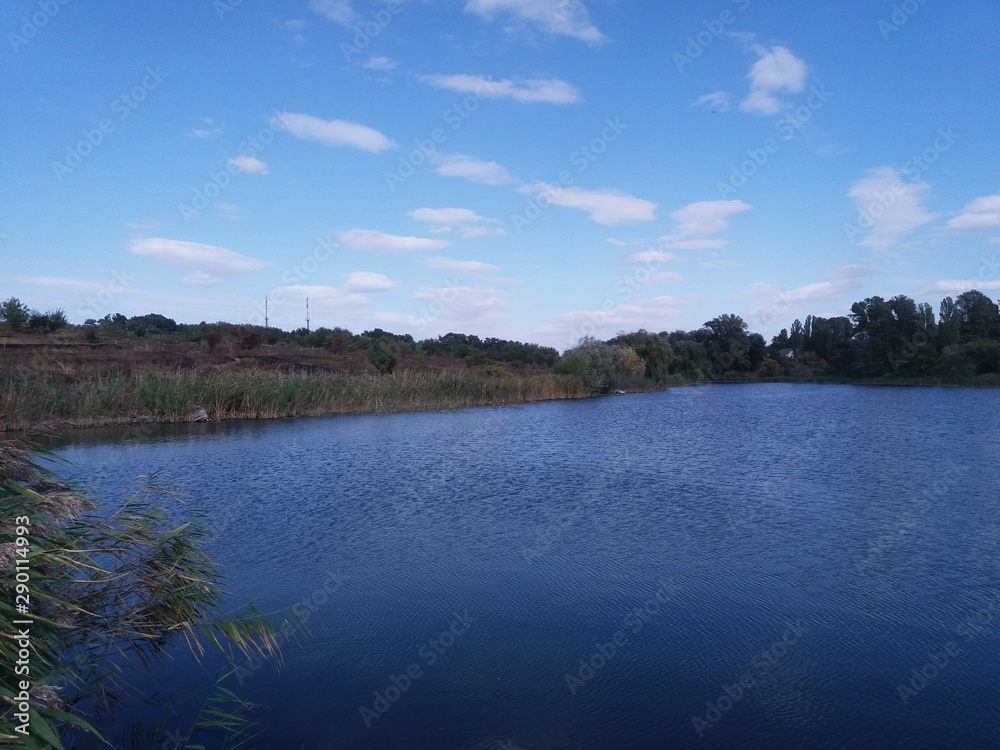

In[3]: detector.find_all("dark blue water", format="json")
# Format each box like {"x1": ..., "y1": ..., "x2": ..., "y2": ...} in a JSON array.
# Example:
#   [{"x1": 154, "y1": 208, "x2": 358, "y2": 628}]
[{"x1": 53, "y1": 384, "x2": 1000, "y2": 749}]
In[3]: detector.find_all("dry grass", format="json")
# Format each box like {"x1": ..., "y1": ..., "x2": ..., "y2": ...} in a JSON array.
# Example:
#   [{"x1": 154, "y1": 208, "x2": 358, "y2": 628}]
[{"x1": 0, "y1": 369, "x2": 589, "y2": 431}]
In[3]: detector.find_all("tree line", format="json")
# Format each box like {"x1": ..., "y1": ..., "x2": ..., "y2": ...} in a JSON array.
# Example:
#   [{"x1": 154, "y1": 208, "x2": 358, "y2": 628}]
[{"x1": 2, "y1": 288, "x2": 998, "y2": 387}]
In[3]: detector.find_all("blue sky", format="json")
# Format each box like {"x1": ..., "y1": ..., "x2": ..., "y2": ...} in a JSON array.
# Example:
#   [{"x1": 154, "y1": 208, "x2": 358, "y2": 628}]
[{"x1": 2, "y1": 0, "x2": 998, "y2": 350}]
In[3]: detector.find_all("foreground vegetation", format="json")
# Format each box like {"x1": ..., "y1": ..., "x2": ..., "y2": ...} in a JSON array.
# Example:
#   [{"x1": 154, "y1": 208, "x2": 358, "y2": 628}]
[
  {"x1": 0, "y1": 370, "x2": 589, "y2": 432},
  {"x1": 0, "y1": 437, "x2": 291, "y2": 747},
  {"x1": 2, "y1": 286, "x2": 998, "y2": 431}
]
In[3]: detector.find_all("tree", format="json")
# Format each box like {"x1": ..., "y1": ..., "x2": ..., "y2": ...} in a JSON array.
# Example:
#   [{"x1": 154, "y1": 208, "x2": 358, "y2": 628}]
[
  {"x1": 607, "y1": 330, "x2": 673, "y2": 383},
  {"x1": 617, "y1": 346, "x2": 647, "y2": 379},
  {"x1": 702, "y1": 314, "x2": 751, "y2": 372},
  {"x1": 368, "y1": 341, "x2": 397, "y2": 373},
  {"x1": 955, "y1": 290, "x2": 1000, "y2": 342},
  {"x1": 555, "y1": 337, "x2": 622, "y2": 392},
  {"x1": 0, "y1": 297, "x2": 30, "y2": 330}
]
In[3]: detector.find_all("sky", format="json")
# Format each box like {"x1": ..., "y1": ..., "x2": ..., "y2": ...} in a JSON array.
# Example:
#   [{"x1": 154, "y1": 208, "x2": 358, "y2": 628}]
[{"x1": 2, "y1": 0, "x2": 998, "y2": 350}]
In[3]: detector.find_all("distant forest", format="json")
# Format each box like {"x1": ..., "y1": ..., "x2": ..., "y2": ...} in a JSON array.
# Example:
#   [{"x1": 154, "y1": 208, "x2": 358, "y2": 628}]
[{"x1": 2, "y1": 288, "x2": 999, "y2": 390}]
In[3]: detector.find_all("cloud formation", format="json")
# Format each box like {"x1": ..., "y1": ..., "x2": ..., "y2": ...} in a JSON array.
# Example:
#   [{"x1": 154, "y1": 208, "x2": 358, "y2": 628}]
[
  {"x1": 342, "y1": 271, "x2": 401, "y2": 292},
  {"x1": 408, "y1": 207, "x2": 505, "y2": 238},
  {"x1": 433, "y1": 154, "x2": 514, "y2": 185},
  {"x1": 464, "y1": 0, "x2": 606, "y2": 44},
  {"x1": 228, "y1": 155, "x2": 269, "y2": 174},
  {"x1": 423, "y1": 74, "x2": 582, "y2": 104},
  {"x1": 426, "y1": 257, "x2": 500, "y2": 274},
  {"x1": 846, "y1": 167, "x2": 935, "y2": 249},
  {"x1": 741, "y1": 45, "x2": 808, "y2": 115},
  {"x1": 338, "y1": 229, "x2": 449, "y2": 253},
  {"x1": 945, "y1": 195, "x2": 1000, "y2": 232},
  {"x1": 659, "y1": 200, "x2": 752, "y2": 249},
  {"x1": 692, "y1": 91, "x2": 731, "y2": 112},
  {"x1": 309, "y1": 0, "x2": 356, "y2": 26},
  {"x1": 520, "y1": 183, "x2": 657, "y2": 225},
  {"x1": 278, "y1": 113, "x2": 395, "y2": 153},
  {"x1": 128, "y1": 238, "x2": 268, "y2": 285}
]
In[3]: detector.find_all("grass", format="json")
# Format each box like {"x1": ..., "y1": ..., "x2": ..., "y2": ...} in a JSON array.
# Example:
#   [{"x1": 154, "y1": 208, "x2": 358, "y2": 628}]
[
  {"x1": 0, "y1": 369, "x2": 589, "y2": 431},
  {"x1": 0, "y1": 439, "x2": 290, "y2": 748}
]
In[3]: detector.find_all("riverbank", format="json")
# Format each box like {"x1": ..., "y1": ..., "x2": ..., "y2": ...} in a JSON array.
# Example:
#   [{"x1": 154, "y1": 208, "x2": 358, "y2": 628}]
[{"x1": 0, "y1": 369, "x2": 593, "y2": 432}]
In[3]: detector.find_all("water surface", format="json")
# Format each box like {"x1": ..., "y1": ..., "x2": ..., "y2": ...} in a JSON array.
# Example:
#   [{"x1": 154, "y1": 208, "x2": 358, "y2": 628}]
[{"x1": 54, "y1": 384, "x2": 1000, "y2": 749}]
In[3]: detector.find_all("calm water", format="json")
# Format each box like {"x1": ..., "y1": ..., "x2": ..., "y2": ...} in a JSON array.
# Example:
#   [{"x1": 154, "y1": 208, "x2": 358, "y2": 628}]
[{"x1": 53, "y1": 384, "x2": 1000, "y2": 749}]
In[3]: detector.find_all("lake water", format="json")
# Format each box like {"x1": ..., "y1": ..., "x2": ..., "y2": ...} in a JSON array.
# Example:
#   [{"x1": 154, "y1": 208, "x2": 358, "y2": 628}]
[{"x1": 52, "y1": 384, "x2": 1000, "y2": 749}]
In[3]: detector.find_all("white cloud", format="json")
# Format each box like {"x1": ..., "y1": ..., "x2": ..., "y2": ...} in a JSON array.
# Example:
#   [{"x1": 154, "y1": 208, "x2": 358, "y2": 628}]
[
  {"x1": 847, "y1": 167, "x2": 935, "y2": 249},
  {"x1": 426, "y1": 256, "x2": 500, "y2": 274},
  {"x1": 520, "y1": 183, "x2": 657, "y2": 225},
  {"x1": 128, "y1": 238, "x2": 268, "y2": 285},
  {"x1": 408, "y1": 207, "x2": 494, "y2": 225},
  {"x1": 621, "y1": 249, "x2": 681, "y2": 266},
  {"x1": 692, "y1": 91, "x2": 731, "y2": 112},
  {"x1": 537, "y1": 296, "x2": 681, "y2": 349},
  {"x1": 5, "y1": 275, "x2": 108, "y2": 294},
  {"x1": 945, "y1": 195, "x2": 1000, "y2": 232},
  {"x1": 183, "y1": 272, "x2": 221, "y2": 286},
  {"x1": 228, "y1": 155, "x2": 269, "y2": 174},
  {"x1": 659, "y1": 200, "x2": 752, "y2": 248},
  {"x1": 186, "y1": 118, "x2": 223, "y2": 138},
  {"x1": 342, "y1": 271, "x2": 401, "y2": 292},
  {"x1": 433, "y1": 153, "x2": 514, "y2": 185},
  {"x1": 411, "y1": 285, "x2": 509, "y2": 323},
  {"x1": 464, "y1": 0, "x2": 606, "y2": 44},
  {"x1": 408, "y1": 207, "x2": 504, "y2": 238},
  {"x1": 271, "y1": 284, "x2": 368, "y2": 307},
  {"x1": 744, "y1": 263, "x2": 878, "y2": 321},
  {"x1": 363, "y1": 56, "x2": 397, "y2": 71},
  {"x1": 740, "y1": 45, "x2": 808, "y2": 115},
  {"x1": 931, "y1": 279, "x2": 1000, "y2": 293},
  {"x1": 338, "y1": 229, "x2": 448, "y2": 253},
  {"x1": 309, "y1": 0, "x2": 356, "y2": 26},
  {"x1": 278, "y1": 112, "x2": 395, "y2": 153},
  {"x1": 423, "y1": 74, "x2": 582, "y2": 104}
]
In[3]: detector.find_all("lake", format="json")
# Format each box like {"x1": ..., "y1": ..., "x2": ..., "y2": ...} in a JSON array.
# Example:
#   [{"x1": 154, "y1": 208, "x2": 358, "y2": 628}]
[{"x1": 52, "y1": 384, "x2": 1000, "y2": 749}]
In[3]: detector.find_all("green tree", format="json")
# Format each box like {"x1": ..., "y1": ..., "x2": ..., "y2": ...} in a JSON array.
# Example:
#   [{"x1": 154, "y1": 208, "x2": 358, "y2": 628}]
[
  {"x1": 555, "y1": 337, "x2": 622, "y2": 392},
  {"x1": 368, "y1": 341, "x2": 397, "y2": 373},
  {"x1": 702, "y1": 314, "x2": 751, "y2": 372},
  {"x1": 955, "y1": 290, "x2": 1000, "y2": 342},
  {"x1": 0, "y1": 297, "x2": 30, "y2": 330}
]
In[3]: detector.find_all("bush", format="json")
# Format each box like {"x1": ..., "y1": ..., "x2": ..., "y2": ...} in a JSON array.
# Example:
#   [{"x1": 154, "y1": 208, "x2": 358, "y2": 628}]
[{"x1": 368, "y1": 342, "x2": 396, "y2": 374}]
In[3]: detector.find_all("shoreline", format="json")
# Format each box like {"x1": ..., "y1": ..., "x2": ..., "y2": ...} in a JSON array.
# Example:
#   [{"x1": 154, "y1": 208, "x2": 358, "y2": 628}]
[{"x1": 5, "y1": 374, "x2": 998, "y2": 441}]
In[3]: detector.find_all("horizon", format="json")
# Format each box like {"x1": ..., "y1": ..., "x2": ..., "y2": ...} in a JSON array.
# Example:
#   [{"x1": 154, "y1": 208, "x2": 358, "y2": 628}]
[{"x1": 2, "y1": 0, "x2": 998, "y2": 351}]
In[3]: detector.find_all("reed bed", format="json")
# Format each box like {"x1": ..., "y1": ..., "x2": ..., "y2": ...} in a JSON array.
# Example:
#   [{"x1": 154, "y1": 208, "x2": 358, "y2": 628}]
[{"x1": 0, "y1": 369, "x2": 589, "y2": 431}]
